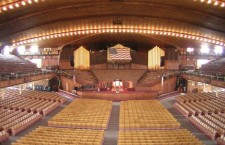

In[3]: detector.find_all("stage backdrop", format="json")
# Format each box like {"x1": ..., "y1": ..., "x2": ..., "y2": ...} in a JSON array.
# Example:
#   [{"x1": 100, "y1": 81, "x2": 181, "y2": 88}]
[
  {"x1": 148, "y1": 46, "x2": 165, "y2": 70},
  {"x1": 74, "y1": 46, "x2": 90, "y2": 70}
]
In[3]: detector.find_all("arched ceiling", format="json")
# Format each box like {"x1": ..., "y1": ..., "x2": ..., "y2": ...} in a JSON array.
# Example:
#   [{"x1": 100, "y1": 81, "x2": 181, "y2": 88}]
[{"x1": 0, "y1": 0, "x2": 225, "y2": 49}]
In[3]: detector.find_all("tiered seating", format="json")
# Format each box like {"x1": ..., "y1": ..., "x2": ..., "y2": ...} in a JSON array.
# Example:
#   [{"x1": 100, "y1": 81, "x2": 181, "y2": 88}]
[
  {"x1": 21, "y1": 90, "x2": 66, "y2": 104},
  {"x1": 118, "y1": 129, "x2": 203, "y2": 145},
  {"x1": 92, "y1": 69, "x2": 146, "y2": 86},
  {"x1": 48, "y1": 99, "x2": 112, "y2": 129},
  {"x1": 0, "y1": 89, "x2": 64, "y2": 116},
  {"x1": 65, "y1": 70, "x2": 98, "y2": 85},
  {"x1": 0, "y1": 54, "x2": 39, "y2": 76},
  {"x1": 175, "y1": 92, "x2": 225, "y2": 141},
  {"x1": 217, "y1": 134, "x2": 225, "y2": 145},
  {"x1": 174, "y1": 92, "x2": 225, "y2": 116},
  {"x1": 0, "y1": 130, "x2": 9, "y2": 142},
  {"x1": 12, "y1": 126, "x2": 104, "y2": 145},
  {"x1": 201, "y1": 58, "x2": 225, "y2": 75},
  {"x1": 0, "y1": 108, "x2": 42, "y2": 136},
  {"x1": 120, "y1": 100, "x2": 180, "y2": 129},
  {"x1": 190, "y1": 113, "x2": 225, "y2": 139},
  {"x1": 138, "y1": 71, "x2": 162, "y2": 86}
]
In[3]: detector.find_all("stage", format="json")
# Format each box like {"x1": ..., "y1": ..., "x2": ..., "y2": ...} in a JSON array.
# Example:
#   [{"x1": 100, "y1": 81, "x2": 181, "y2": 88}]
[{"x1": 77, "y1": 90, "x2": 158, "y2": 101}]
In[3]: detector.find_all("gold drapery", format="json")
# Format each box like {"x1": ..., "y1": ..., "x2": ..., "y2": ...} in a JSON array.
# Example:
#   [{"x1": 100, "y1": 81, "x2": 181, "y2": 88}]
[
  {"x1": 148, "y1": 46, "x2": 165, "y2": 70},
  {"x1": 74, "y1": 46, "x2": 90, "y2": 70}
]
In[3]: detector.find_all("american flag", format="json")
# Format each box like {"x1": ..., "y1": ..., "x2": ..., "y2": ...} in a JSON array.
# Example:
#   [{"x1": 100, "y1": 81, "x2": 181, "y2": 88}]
[{"x1": 108, "y1": 44, "x2": 132, "y2": 62}]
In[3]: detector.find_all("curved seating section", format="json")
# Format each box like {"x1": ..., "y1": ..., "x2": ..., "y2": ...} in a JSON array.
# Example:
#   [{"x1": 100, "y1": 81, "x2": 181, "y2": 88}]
[
  {"x1": 175, "y1": 92, "x2": 225, "y2": 142},
  {"x1": 48, "y1": 99, "x2": 112, "y2": 129},
  {"x1": 0, "y1": 108, "x2": 42, "y2": 136},
  {"x1": 12, "y1": 126, "x2": 104, "y2": 145},
  {"x1": 0, "y1": 54, "x2": 39, "y2": 75},
  {"x1": 0, "y1": 89, "x2": 64, "y2": 116},
  {"x1": 92, "y1": 69, "x2": 146, "y2": 85},
  {"x1": 120, "y1": 100, "x2": 180, "y2": 129},
  {"x1": 201, "y1": 58, "x2": 225, "y2": 75},
  {"x1": 21, "y1": 90, "x2": 66, "y2": 104},
  {"x1": 0, "y1": 130, "x2": 9, "y2": 143},
  {"x1": 217, "y1": 134, "x2": 225, "y2": 145},
  {"x1": 190, "y1": 113, "x2": 225, "y2": 139},
  {"x1": 118, "y1": 129, "x2": 203, "y2": 145},
  {"x1": 174, "y1": 92, "x2": 225, "y2": 116}
]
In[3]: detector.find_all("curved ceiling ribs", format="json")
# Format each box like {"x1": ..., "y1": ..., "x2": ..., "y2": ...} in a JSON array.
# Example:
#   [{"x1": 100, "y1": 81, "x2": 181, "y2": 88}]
[{"x1": 0, "y1": 0, "x2": 224, "y2": 49}]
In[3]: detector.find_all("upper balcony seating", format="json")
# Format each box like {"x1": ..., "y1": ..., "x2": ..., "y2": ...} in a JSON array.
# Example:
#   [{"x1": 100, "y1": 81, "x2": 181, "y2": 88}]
[
  {"x1": 0, "y1": 130, "x2": 9, "y2": 142},
  {"x1": 120, "y1": 100, "x2": 180, "y2": 129},
  {"x1": 0, "y1": 54, "x2": 40, "y2": 76},
  {"x1": 118, "y1": 129, "x2": 203, "y2": 145},
  {"x1": 201, "y1": 58, "x2": 225, "y2": 75},
  {"x1": 48, "y1": 99, "x2": 112, "y2": 130},
  {"x1": 12, "y1": 126, "x2": 104, "y2": 145}
]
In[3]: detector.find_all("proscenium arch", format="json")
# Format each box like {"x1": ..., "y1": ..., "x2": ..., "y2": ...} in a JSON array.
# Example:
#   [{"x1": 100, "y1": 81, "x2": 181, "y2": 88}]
[{"x1": 10, "y1": 16, "x2": 225, "y2": 48}]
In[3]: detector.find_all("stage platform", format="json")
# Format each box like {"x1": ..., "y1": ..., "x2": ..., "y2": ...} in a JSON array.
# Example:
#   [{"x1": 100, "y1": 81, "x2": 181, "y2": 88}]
[{"x1": 77, "y1": 90, "x2": 158, "y2": 101}]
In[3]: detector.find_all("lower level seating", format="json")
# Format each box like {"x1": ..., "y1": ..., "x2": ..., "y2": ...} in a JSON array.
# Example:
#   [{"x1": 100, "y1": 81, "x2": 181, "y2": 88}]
[
  {"x1": 48, "y1": 99, "x2": 112, "y2": 129},
  {"x1": 0, "y1": 130, "x2": 9, "y2": 142},
  {"x1": 12, "y1": 126, "x2": 104, "y2": 145},
  {"x1": 120, "y1": 100, "x2": 180, "y2": 129},
  {"x1": 0, "y1": 108, "x2": 42, "y2": 136},
  {"x1": 118, "y1": 129, "x2": 203, "y2": 145},
  {"x1": 217, "y1": 135, "x2": 225, "y2": 145},
  {"x1": 190, "y1": 114, "x2": 225, "y2": 140}
]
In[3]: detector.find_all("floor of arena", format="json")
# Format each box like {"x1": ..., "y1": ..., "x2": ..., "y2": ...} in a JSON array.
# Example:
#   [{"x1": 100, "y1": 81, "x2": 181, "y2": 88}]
[{"x1": 4, "y1": 94, "x2": 217, "y2": 145}]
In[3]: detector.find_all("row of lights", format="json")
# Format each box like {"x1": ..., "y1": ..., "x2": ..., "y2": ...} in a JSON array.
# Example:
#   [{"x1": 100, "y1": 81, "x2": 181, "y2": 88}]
[
  {"x1": 0, "y1": 0, "x2": 41, "y2": 13},
  {"x1": 187, "y1": 44, "x2": 224, "y2": 55},
  {"x1": 193, "y1": 0, "x2": 225, "y2": 7},
  {"x1": 12, "y1": 28, "x2": 225, "y2": 47}
]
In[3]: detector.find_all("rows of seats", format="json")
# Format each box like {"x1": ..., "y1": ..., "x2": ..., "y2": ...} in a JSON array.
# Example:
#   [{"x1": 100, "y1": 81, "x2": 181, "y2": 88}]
[
  {"x1": 118, "y1": 129, "x2": 203, "y2": 145},
  {"x1": 0, "y1": 130, "x2": 9, "y2": 142},
  {"x1": 217, "y1": 134, "x2": 225, "y2": 145},
  {"x1": 48, "y1": 99, "x2": 112, "y2": 129},
  {"x1": 0, "y1": 108, "x2": 42, "y2": 136},
  {"x1": 12, "y1": 126, "x2": 104, "y2": 145},
  {"x1": 120, "y1": 100, "x2": 180, "y2": 129},
  {"x1": 175, "y1": 92, "x2": 225, "y2": 141},
  {"x1": 200, "y1": 58, "x2": 225, "y2": 75},
  {"x1": 92, "y1": 69, "x2": 146, "y2": 85},
  {"x1": 174, "y1": 92, "x2": 225, "y2": 116},
  {"x1": 21, "y1": 90, "x2": 66, "y2": 103},
  {"x1": 190, "y1": 113, "x2": 225, "y2": 140},
  {"x1": 0, "y1": 89, "x2": 63, "y2": 116},
  {"x1": 175, "y1": 92, "x2": 215, "y2": 103},
  {"x1": 0, "y1": 54, "x2": 39, "y2": 76}
]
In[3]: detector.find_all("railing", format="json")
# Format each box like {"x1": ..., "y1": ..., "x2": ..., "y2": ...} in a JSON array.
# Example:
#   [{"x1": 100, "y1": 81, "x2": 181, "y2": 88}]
[
  {"x1": 0, "y1": 69, "x2": 56, "y2": 81},
  {"x1": 182, "y1": 71, "x2": 225, "y2": 82}
]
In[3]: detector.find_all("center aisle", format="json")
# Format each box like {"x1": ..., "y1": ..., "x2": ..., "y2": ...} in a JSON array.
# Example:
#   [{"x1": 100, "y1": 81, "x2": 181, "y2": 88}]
[{"x1": 103, "y1": 102, "x2": 120, "y2": 145}]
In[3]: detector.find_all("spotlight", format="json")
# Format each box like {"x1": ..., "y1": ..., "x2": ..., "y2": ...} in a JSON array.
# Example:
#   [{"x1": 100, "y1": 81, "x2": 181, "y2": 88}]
[
  {"x1": 187, "y1": 47, "x2": 194, "y2": 53},
  {"x1": 17, "y1": 45, "x2": 26, "y2": 55},
  {"x1": 200, "y1": 44, "x2": 210, "y2": 54},
  {"x1": 3, "y1": 45, "x2": 14, "y2": 55},
  {"x1": 30, "y1": 45, "x2": 39, "y2": 54},
  {"x1": 214, "y1": 45, "x2": 223, "y2": 55}
]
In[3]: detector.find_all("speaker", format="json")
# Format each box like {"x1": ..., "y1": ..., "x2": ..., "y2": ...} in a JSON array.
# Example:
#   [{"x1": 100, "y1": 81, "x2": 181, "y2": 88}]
[
  {"x1": 160, "y1": 56, "x2": 165, "y2": 67},
  {"x1": 70, "y1": 56, "x2": 74, "y2": 67}
]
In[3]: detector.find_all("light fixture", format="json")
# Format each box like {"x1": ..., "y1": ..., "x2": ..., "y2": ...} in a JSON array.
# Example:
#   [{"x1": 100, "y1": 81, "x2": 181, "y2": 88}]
[
  {"x1": 200, "y1": 43, "x2": 210, "y2": 54},
  {"x1": 187, "y1": 47, "x2": 194, "y2": 53},
  {"x1": 214, "y1": 45, "x2": 223, "y2": 55},
  {"x1": 3, "y1": 45, "x2": 14, "y2": 55},
  {"x1": 30, "y1": 44, "x2": 39, "y2": 54},
  {"x1": 17, "y1": 45, "x2": 26, "y2": 55}
]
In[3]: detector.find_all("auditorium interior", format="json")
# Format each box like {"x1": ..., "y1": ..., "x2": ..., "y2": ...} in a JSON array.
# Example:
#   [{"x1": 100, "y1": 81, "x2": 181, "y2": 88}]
[{"x1": 0, "y1": 0, "x2": 225, "y2": 145}]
